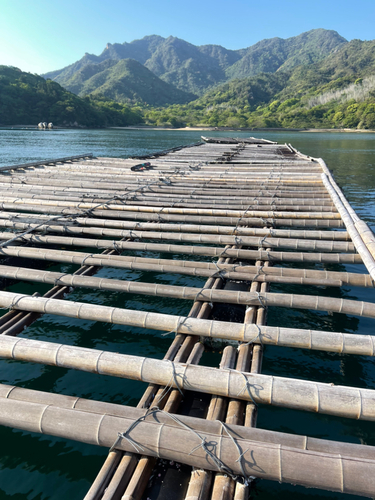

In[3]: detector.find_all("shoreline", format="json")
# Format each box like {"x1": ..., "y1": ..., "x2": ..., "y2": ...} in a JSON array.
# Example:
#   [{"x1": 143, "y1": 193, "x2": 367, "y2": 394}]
[
  {"x1": 2, "y1": 125, "x2": 374, "y2": 133},
  {"x1": 100, "y1": 126, "x2": 375, "y2": 133}
]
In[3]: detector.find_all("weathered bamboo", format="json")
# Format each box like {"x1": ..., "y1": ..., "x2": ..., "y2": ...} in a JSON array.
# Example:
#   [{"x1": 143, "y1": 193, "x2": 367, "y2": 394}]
[
  {"x1": 2, "y1": 335, "x2": 375, "y2": 420},
  {"x1": 190, "y1": 347, "x2": 236, "y2": 490},
  {"x1": 2, "y1": 142, "x2": 375, "y2": 499},
  {"x1": 226, "y1": 260, "x2": 268, "y2": 500},
  {"x1": 0, "y1": 212, "x2": 350, "y2": 240},
  {"x1": 1, "y1": 270, "x2": 374, "y2": 318},
  {"x1": 1, "y1": 290, "x2": 374, "y2": 355},
  {"x1": 0, "y1": 175, "x2": 327, "y2": 192},
  {"x1": 322, "y1": 173, "x2": 375, "y2": 280},
  {"x1": 2, "y1": 383, "x2": 375, "y2": 462},
  {"x1": 0, "y1": 202, "x2": 344, "y2": 228},
  {"x1": 26, "y1": 165, "x2": 322, "y2": 176},
  {"x1": 0, "y1": 176, "x2": 332, "y2": 198},
  {"x1": 93, "y1": 249, "x2": 231, "y2": 500},
  {"x1": 0, "y1": 153, "x2": 93, "y2": 172},
  {"x1": 2, "y1": 245, "x2": 371, "y2": 287},
  {"x1": 0, "y1": 196, "x2": 341, "y2": 219},
  {"x1": 319, "y1": 158, "x2": 375, "y2": 275},
  {"x1": 355, "y1": 220, "x2": 375, "y2": 260},
  {"x1": 0, "y1": 188, "x2": 336, "y2": 211},
  {"x1": 0, "y1": 396, "x2": 375, "y2": 495},
  {"x1": 0, "y1": 180, "x2": 333, "y2": 201},
  {"x1": 2, "y1": 169, "x2": 324, "y2": 184},
  {"x1": 100, "y1": 343, "x2": 204, "y2": 500},
  {"x1": 88, "y1": 244, "x2": 230, "y2": 500},
  {"x1": 0, "y1": 219, "x2": 354, "y2": 252},
  {"x1": 0, "y1": 232, "x2": 361, "y2": 265},
  {"x1": 0, "y1": 258, "x2": 345, "y2": 288},
  {"x1": 210, "y1": 343, "x2": 251, "y2": 499},
  {"x1": 0, "y1": 191, "x2": 337, "y2": 212}
]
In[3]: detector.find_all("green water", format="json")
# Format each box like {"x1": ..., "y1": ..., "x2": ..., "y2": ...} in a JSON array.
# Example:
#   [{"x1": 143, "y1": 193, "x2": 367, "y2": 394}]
[{"x1": 0, "y1": 129, "x2": 375, "y2": 499}]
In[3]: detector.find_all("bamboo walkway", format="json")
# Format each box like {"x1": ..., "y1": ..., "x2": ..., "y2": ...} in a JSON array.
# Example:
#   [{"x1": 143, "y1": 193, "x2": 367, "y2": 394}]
[{"x1": 0, "y1": 138, "x2": 375, "y2": 498}]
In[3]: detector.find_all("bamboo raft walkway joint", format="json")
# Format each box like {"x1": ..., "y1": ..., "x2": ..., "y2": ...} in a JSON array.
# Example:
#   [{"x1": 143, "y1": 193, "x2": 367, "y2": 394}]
[{"x1": 0, "y1": 138, "x2": 375, "y2": 499}]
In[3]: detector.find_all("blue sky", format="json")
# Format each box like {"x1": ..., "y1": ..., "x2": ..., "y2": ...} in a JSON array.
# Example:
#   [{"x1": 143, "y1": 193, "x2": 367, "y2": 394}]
[{"x1": 0, "y1": 0, "x2": 374, "y2": 74}]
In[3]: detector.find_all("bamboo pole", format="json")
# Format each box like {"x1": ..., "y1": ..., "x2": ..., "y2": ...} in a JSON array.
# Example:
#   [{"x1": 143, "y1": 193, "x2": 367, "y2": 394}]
[
  {"x1": 322, "y1": 173, "x2": 375, "y2": 280},
  {"x1": 100, "y1": 251, "x2": 231, "y2": 500},
  {"x1": 0, "y1": 232, "x2": 359, "y2": 264},
  {"x1": 0, "y1": 177, "x2": 332, "y2": 198},
  {"x1": 1, "y1": 171, "x2": 328, "y2": 183},
  {"x1": 2, "y1": 383, "x2": 375, "y2": 462},
  {"x1": 0, "y1": 192, "x2": 337, "y2": 212},
  {"x1": 0, "y1": 203, "x2": 344, "y2": 228},
  {"x1": 0, "y1": 249, "x2": 350, "y2": 291},
  {"x1": 1, "y1": 270, "x2": 374, "y2": 318},
  {"x1": 2, "y1": 335, "x2": 375, "y2": 421},
  {"x1": 355, "y1": 220, "x2": 375, "y2": 260},
  {"x1": 0, "y1": 220, "x2": 355, "y2": 252},
  {"x1": 226, "y1": 255, "x2": 269, "y2": 500},
  {"x1": 0, "y1": 186, "x2": 336, "y2": 207},
  {"x1": 318, "y1": 158, "x2": 375, "y2": 280},
  {"x1": 2, "y1": 246, "x2": 371, "y2": 287},
  {"x1": 0, "y1": 212, "x2": 350, "y2": 240},
  {"x1": 0, "y1": 395, "x2": 375, "y2": 495},
  {"x1": 1, "y1": 290, "x2": 375, "y2": 354},
  {"x1": 0, "y1": 174, "x2": 326, "y2": 191},
  {"x1": 210, "y1": 341, "x2": 254, "y2": 499},
  {"x1": 0, "y1": 185, "x2": 335, "y2": 207},
  {"x1": 100, "y1": 344, "x2": 204, "y2": 500},
  {"x1": 0, "y1": 154, "x2": 93, "y2": 172},
  {"x1": 87, "y1": 247, "x2": 230, "y2": 500},
  {"x1": 0, "y1": 196, "x2": 341, "y2": 219},
  {"x1": 2, "y1": 170, "x2": 324, "y2": 184}
]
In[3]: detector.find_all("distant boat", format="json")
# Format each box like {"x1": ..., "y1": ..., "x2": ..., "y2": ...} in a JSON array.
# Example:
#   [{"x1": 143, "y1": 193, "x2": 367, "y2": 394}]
[{"x1": 37, "y1": 122, "x2": 53, "y2": 129}]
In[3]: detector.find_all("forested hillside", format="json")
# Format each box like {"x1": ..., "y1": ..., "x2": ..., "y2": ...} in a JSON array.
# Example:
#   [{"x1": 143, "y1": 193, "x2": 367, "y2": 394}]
[
  {"x1": 0, "y1": 66, "x2": 143, "y2": 127},
  {"x1": 142, "y1": 39, "x2": 375, "y2": 129},
  {"x1": 58, "y1": 58, "x2": 196, "y2": 105}
]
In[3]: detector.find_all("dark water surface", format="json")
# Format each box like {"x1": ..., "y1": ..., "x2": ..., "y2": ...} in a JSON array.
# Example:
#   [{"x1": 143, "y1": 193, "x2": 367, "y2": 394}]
[{"x1": 0, "y1": 128, "x2": 375, "y2": 500}]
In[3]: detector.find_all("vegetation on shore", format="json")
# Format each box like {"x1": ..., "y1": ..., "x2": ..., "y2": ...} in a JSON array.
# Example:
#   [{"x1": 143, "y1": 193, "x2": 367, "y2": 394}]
[
  {"x1": 142, "y1": 40, "x2": 375, "y2": 130},
  {"x1": 0, "y1": 66, "x2": 143, "y2": 127}
]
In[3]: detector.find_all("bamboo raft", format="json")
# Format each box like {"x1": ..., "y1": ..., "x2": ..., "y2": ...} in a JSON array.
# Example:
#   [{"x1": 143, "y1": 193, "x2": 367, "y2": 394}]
[{"x1": 0, "y1": 138, "x2": 375, "y2": 498}]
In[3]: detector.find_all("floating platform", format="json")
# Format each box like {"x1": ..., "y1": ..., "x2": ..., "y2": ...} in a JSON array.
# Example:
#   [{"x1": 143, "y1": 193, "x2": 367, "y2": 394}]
[{"x1": 0, "y1": 139, "x2": 375, "y2": 499}]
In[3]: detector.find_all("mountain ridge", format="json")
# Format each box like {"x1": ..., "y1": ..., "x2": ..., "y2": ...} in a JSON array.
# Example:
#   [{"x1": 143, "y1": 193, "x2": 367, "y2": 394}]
[
  {"x1": 67, "y1": 58, "x2": 196, "y2": 105},
  {"x1": 142, "y1": 38, "x2": 375, "y2": 130},
  {"x1": 42, "y1": 29, "x2": 347, "y2": 97}
]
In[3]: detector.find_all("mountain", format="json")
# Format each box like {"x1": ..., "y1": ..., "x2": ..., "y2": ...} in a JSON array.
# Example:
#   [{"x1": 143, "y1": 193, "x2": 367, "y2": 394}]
[
  {"x1": 225, "y1": 29, "x2": 347, "y2": 79},
  {"x1": 43, "y1": 35, "x2": 166, "y2": 87},
  {"x1": 0, "y1": 66, "x2": 143, "y2": 127},
  {"x1": 142, "y1": 39, "x2": 375, "y2": 130},
  {"x1": 42, "y1": 29, "x2": 347, "y2": 96},
  {"x1": 59, "y1": 58, "x2": 196, "y2": 106}
]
